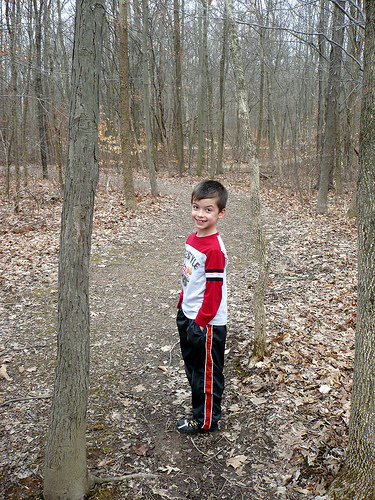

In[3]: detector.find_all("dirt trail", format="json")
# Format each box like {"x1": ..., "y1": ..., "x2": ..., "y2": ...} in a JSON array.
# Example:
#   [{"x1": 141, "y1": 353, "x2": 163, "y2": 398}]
[{"x1": 84, "y1": 178, "x2": 293, "y2": 500}]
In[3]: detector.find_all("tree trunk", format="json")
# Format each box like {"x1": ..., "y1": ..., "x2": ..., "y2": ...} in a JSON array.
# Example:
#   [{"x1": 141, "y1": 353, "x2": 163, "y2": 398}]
[
  {"x1": 217, "y1": 14, "x2": 227, "y2": 176},
  {"x1": 33, "y1": 0, "x2": 49, "y2": 179},
  {"x1": 342, "y1": 1, "x2": 362, "y2": 181},
  {"x1": 196, "y1": 0, "x2": 206, "y2": 176},
  {"x1": 202, "y1": 0, "x2": 215, "y2": 178},
  {"x1": 328, "y1": 1, "x2": 375, "y2": 498},
  {"x1": 256, "y1": 31, "x2": 265, "y2": 158},
  {"x1": 317, "y1": 0, "x2": 327, "y2": 164},
  {"x1": 119, "y1": 0, "x2": 138, "y2": 209},
  {"x1": 46, "y1": 0, "x2": 64, "y2": 191},
  {"x1": 6, "y1": 0, "x2": 20, "y2": 212},
  {"x1": 142, "y1": 0, "x2": 158, "y2": 196},
  {"x1": 225, "y1": 0, "x2": 270, "y2": 366},
  {"x1": 174, "y1": 0, "x2": 184, "y2": 175},
  {"x1": 316, "y1": 1, "x2": 346, "y2": 214},
  {"x1": 43, "y1": 0, "x2": 105, "y2": 498}
]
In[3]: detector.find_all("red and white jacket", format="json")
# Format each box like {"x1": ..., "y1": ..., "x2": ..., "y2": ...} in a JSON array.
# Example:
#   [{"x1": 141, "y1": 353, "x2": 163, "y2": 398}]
[{"x1": 177, "y1": 232, "x2": 227, "y2": 327}]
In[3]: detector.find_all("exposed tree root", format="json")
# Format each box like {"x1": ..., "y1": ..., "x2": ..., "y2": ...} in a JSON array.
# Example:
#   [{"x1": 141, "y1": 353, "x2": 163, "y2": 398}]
[{"x1": 247, "y1": 353, "x2": 263, "y2": 369}]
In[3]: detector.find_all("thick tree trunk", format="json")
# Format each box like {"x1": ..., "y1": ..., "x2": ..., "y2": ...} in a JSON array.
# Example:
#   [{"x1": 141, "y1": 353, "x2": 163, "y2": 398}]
[
  {"x1": 225, "y1": 0, "x2": 270, "y2": 366},
  {"x1": 43, "y1": 0, "x2": 105, "y2": 498},
  {"x1": 119, "y1": 0, "x2": 137, "y2": 209},
  {"x1": 328, "y1": 1, "x2": 375, "y2": 498}
]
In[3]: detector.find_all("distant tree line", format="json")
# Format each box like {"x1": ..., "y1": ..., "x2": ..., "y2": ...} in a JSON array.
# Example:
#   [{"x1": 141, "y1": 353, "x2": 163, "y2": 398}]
[{"x1": 0, "y1": 1, "x2": 364, "y2": 201}]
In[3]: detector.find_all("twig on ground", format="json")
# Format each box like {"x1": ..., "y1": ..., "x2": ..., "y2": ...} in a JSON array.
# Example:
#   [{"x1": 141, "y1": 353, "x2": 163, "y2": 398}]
[
  {"x1": 0, "y1": 394, "x2": 52, "y2": 408},
  {"x1": 189, "y1": 436, "x2": 211, "y2": 457},
  {"x1": 94, "y1": 472, "x2": 158, "y2": 484},
  {"x1": 167, "y1": 340, "x2": 180, "y2": 371}
]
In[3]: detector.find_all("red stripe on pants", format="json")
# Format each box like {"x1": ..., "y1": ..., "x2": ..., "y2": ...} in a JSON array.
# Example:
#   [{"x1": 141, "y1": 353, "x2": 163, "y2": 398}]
[{"x1": 203, "y1": 325, "x2": 213, "y2": 429}]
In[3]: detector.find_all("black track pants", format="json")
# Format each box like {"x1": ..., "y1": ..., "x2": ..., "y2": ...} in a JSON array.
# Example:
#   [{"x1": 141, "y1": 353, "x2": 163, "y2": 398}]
[{"x1": 176, "y1": 308, "x2": 227, "y2": 430}]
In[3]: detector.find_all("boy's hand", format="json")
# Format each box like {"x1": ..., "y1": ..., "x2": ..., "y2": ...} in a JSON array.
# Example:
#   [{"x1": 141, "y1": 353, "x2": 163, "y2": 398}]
[{"x1": 187, "y1": 321, "x2": 207, "y2": 343}]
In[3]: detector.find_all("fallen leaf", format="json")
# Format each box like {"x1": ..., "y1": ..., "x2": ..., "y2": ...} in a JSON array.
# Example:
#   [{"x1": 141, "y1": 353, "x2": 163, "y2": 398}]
[
  {"x1": 0, "y1": 364, "x2": 12, "y2": 381},
  {"x1": 133, "y1": 444, "x2": 149, "y2": 456},
  {"x1": 319, "y1": 384, "x2": 331, "y2": 394},
  {"x1": 134, "y1": 384, "x2": 146, "y2": 392},
  {"x1": 98, "y1": 458, "x2": 114, "y2": 467},
  {"x1": 159, "y1": 466, "x2": 181, "y2": 475},
  {"x1": 26, "y1": 366, "x2": 37, "y2": 373},
  {"x1": 226, "y1": 455, "x2": 248, "y2": 469},
  {"x1": 249, "y1": 396, "x2": 267, "y2": 405}
]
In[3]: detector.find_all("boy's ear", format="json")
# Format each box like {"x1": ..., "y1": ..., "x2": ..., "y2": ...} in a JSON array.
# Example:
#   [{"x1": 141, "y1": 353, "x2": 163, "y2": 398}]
[{"x1": 218, "y1": 208, "x2": 226, "y2": 219}]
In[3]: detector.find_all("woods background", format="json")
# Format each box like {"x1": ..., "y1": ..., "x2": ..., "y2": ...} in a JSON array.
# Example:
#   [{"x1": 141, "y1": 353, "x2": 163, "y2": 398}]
[{"x1": 0, "y1": 0, "x2": 363, "y2": 198}]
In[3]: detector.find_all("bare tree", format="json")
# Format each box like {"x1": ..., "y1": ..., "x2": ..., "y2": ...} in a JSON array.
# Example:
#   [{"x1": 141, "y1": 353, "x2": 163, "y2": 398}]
[
  {"x1": 217, "y1": 12, "x2": 227, "y2": 175},
  {"x1": 317, "y1": 0, "x2": 328, "y2": 162},
  {"x1": 174, "y1": 0, "x2": 184, "y2": 175},
  {"x1": 33, "y1": 0, "x2": 49, "y2": 179},
  {"x1": 43, "y1": 0, "x2": 105, "y2": 497},
  {"x1": 119, "y1": 0, "x2": 138, "y2": 209},
  {"x1": 196, "y1": 0, "x2": 206, "y2": 176},
  {"x1": 225, "y1": 0, "x2": 270, "y2": 367},
  {"x1": 316, "y1": 1, "x2": 346, "y2": 213},
  {"x1": 142, "y1": 0, "x2": 158, "y2": 196},
  {"x1": 5, "y1": 0, "x2": 20, "y2": 209}
]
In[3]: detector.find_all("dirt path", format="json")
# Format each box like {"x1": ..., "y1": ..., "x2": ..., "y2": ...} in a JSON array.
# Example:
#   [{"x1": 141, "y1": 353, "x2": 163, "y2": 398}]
[
  {"x1": 84, "y1": 179, "x2": 297, "y2": 500},
  {"x1": 1, "y1": 176, "x2": 356, "y2": 499}
]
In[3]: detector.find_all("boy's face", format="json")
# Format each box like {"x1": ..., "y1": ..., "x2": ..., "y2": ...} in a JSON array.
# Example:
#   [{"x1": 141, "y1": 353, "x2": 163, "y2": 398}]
[{"x1": 191, "y1": 197, "x2": 226, "y2": 237}]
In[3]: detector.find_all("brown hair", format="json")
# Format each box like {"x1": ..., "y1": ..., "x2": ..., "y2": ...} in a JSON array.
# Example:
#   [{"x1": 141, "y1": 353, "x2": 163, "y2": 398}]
[{"x1": 191, "y1": 180, "x2": 228, "y2": 212}]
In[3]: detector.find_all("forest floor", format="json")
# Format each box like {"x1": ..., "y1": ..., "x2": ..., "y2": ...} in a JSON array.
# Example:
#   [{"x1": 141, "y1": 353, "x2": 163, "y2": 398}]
[{"x1": 0, "y1": 167, "x2": 357, "y2": 500}]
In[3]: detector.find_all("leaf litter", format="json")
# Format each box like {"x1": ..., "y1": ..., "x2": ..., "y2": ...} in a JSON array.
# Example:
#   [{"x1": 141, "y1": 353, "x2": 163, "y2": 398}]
[{"x1": 0, "y1": 169, "x2": 357, "y2": 499}]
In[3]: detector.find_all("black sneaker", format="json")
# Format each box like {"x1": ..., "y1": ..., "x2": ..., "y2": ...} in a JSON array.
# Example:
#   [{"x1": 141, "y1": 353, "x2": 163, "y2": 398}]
[
  {"x1": 176, "y1": 418, "x2": 218, "y2": 434},
  {"x1": 176, "y1": 418, "x2": 202, "y2": 434}
]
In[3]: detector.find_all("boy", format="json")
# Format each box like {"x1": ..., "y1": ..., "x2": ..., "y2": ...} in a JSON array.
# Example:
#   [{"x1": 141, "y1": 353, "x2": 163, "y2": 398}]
[{"x1": 176, "y1": 180, "x2": 228, "y2": 434}]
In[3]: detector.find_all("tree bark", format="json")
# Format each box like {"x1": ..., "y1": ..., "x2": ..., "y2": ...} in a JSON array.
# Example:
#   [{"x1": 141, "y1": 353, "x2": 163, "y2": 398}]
[
  {"x1": 316, "y1": 0, "x2": 327, "y2": 163},
  {"x1": 256, "y1": 30, "x2": 265, "y2": 158},
  {"x1": 174, "y1": 0, "x2": 184, "y2": 175},
  {"x1": 6, "y1": 0, "x2": 20, "y2": 212},
  {"x1": 196, "y1": 0, "x2": 206, "y2": 176},
  {"x1": 328, "y1": 1, "x2": 375, "y2": 498},
  {"x1": 217, "y1": 14, "x2": 227, "y2": 175},
  {"x1": 142, "y1": 0, "x2": 158, "y2": 196},
  {"x1": 225, "y1": 0, "x2": 270, "y2": 366},
  {"x1": 33, "y1": 0, "x2": 49, "y2": 179},
  {"x1": 316, "y1": 1, "x2": 346, "y2": 213},
  {"x1": 43, "y1": 0, "x2": 105, "y2": 498},
  {"x1": 119, "y1": 0, "x2": 138, "y2": 209}
]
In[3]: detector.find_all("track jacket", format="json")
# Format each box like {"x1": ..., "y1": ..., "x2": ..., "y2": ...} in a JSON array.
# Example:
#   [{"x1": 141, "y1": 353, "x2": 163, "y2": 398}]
[{"x1": 177, "y1": 232, "x2": 227, "y2": 327}]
